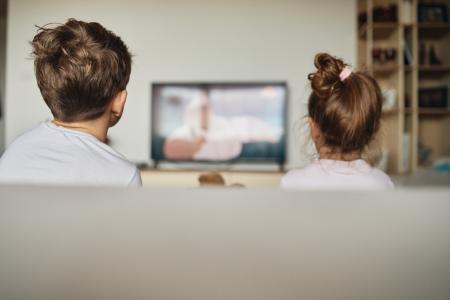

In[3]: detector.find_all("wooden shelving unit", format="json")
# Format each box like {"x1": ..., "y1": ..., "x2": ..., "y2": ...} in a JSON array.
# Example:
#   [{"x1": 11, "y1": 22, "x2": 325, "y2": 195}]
[{"x1": 358, "y1": 0, "x2": 450, "y2": 174}]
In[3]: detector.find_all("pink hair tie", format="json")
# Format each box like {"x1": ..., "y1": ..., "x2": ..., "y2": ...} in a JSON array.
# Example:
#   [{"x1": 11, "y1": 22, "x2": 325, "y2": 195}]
[{"x1": 339, "y1": 66, "x2": 352, "y2": 81}]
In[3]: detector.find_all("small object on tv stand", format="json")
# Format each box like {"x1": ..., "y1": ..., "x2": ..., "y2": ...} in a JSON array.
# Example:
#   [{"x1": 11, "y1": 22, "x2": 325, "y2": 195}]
[{"x1": 198, "y1": 172, "x2": 225, "y2": 187}]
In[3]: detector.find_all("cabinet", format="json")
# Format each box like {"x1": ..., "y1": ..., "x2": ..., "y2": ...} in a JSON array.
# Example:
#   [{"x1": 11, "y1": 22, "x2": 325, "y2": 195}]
[{"x1": 358, "y1": 0, "x2": 450, "y2": 174}]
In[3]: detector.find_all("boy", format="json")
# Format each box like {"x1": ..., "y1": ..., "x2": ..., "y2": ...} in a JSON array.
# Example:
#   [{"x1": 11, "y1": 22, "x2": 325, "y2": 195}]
[{"x1": 0, "y1": 19, "x2": 141, "y2": 186}]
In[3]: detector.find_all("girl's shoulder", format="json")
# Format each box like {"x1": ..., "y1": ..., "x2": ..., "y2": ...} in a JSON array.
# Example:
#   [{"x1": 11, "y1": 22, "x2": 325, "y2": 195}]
[
  {"x1": 280, "y1": 162, "x2": 328, "y2": 189},
  {"x1": 280, "y1": 160, "x2": 394, "y2": 190},
  {"x1": 365, "y1": 167, "x2": 394, "y2": 189}
]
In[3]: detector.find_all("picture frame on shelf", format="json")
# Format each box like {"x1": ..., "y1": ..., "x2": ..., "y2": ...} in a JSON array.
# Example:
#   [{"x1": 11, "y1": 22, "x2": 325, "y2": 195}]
[
  {"x1": 419, "y1": 86, "x2": 448, "y2": 108},
  {"x1": 418, "y1": 3, "x2": 449, "y2": 23},
  {"x1": 382, "y1": 88, "x2": 397, "y2": 110}
]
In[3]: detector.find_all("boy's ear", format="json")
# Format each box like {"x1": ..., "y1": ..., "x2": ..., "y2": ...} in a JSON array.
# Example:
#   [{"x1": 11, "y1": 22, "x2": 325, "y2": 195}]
[
  {"x1": 111, "y1": 90, "x2": 128, "y2": 117},
  {"x1": 109, "y1": 90, "x2": 127, "y2": 127},
  {"x1": 111, "y1": 90, "x2": 127, "y2": 116}
]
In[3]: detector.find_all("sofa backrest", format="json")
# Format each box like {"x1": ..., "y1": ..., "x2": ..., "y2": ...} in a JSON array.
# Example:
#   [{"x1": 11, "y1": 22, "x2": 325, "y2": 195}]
[{"x1": 1, "y1": 186, "x2": 450, "y2": 300}]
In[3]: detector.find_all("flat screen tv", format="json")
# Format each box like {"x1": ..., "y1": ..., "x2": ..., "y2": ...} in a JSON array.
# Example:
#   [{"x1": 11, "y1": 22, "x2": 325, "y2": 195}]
[{"x1": 151, "y1": 82, "x2": 287, "y2": 169}]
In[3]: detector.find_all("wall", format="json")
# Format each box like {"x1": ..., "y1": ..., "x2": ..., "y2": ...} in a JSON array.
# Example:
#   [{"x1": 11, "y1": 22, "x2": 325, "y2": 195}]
[
  {"x1": 0, "y1": 0, "x2": 7, "y2": 152},
  {"x1": 4, "y1": 0, "x2": 356, "y2": 167}
]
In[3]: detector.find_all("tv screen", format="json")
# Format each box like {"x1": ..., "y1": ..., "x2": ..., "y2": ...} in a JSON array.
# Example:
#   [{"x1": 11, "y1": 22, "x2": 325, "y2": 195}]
[{"x1": 151, "y1": 82, "x2": 287, "y2": 166}]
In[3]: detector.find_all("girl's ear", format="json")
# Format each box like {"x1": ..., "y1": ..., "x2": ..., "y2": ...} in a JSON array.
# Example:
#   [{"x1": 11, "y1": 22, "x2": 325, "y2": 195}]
[{"x1": 308, "y1": 117, "x2": 321, "y2": 142}]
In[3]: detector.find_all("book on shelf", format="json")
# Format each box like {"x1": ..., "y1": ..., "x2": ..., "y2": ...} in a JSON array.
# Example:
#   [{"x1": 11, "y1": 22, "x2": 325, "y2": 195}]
[
  {"x1": 404, "y1": 42, "x2": 413, "y2": 66},
  {"x1": 419, "y1": 86, "x2": 448, "y2": 108},
  {"x1": 402, "y1": 132, "x2": 411, "y2": 173}
]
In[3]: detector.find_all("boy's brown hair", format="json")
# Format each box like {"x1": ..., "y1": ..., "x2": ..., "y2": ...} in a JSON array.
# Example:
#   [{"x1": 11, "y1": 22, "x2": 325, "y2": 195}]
[
  {"x1": 31, "y1": 19, "x2": 132, "y2": 122},
  {"x1": 307, "y1": 53, "x2": 383, "y2": 163}
]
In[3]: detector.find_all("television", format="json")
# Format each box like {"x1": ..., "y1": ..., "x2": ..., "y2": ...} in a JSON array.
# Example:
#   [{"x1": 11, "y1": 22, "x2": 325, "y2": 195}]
[{"x1": 151, "y1": 82, "x2": 287, "y2": 169}]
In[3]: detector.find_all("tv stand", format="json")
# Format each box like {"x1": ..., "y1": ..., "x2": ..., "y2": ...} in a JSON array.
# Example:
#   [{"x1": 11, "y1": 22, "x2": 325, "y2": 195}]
[{"x1": 140, "y1": 168, "x2": 284, "y2": 188}]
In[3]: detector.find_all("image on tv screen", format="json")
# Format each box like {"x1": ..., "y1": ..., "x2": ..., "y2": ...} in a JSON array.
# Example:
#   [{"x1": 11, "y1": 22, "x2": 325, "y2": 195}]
[{"x1": 151, "y1": 83, "x2": 287, "y2": 164}]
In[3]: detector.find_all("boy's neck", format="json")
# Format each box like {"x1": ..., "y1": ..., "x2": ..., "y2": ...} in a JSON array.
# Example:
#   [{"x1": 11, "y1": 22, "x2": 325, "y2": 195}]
[{"x1": 52, "y1": 116, "x2": 109, "y2": 143}]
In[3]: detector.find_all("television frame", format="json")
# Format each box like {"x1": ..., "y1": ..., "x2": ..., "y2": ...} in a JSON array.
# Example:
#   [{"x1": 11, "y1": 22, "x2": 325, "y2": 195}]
[{"x1": 150, "y1": 81, "x2": 288, "y2": 171}]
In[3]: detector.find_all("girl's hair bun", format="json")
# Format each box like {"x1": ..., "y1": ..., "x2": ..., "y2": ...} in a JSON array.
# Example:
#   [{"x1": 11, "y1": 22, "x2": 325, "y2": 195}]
[
  {"x1": 307, "y1": 52, "x2": 383, "y2": 162},
  {"x1": 308, "y1": 53, "x2": 346, "y2": 99}
]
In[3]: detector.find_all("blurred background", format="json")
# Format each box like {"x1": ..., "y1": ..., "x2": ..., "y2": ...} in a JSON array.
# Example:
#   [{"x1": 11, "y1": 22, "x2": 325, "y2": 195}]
[{"x1": 0, "y1": 0, "x2": 449, "y2": 187}]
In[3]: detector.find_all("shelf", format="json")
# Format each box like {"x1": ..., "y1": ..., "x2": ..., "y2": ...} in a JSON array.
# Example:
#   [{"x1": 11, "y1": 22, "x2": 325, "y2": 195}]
[
  {"x1": 418, "y1": 23, "x2": 450, "y2": 29},
  {"x1": 418, "y1": 108, "x2": 450, "y2": 116},
  {"x1": 372, "y1": 64, "x2": 399, "y2": 74},
  {"x1": 358, "y1": 22, "x2": 429, "y2": 38},
  {"x1": 418, "y1": 65, "x2": 450, "y2": 72},
  {"x1": 382, "y1": 108, "x2": 399, "y2": 116},
  {"x1": 382, "y1": 108, "x2": 414, "y2": 115},
  {"x1": 403, "y1": 65, "x2": 450, "y2": 72},
  {"x1": 419, "y1": 22, "x2": 450, "y2": 37},
  {"x1": 419, "y1": 65, "x2": 450, "y2": 78},
  {"x1": 359, "y1": 22, "x2": 399, "y2": 39},
  {"x1": 394, "y1": 65, "x2": 450, "y2": 76},
  {"x1": 381, "y1": 108, "x2": 450, "y2": 116},
  {"x1": 372, "y1": 22, "x2": 398, "y2": 29}
]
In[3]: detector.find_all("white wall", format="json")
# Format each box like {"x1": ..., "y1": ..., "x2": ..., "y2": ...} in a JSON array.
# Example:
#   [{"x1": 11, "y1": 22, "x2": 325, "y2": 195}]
[
  {"x1": 0, "y1": 0, "x2": 7, "y2": 152},
  {"x1": 5, "y1": 0, "x2": 356, "y2": 167}
]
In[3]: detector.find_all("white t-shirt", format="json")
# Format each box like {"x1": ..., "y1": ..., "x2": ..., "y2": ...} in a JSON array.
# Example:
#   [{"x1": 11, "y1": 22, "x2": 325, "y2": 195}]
[
  {"x1": 0, "y1": 121, "x2": 142, "y2": 187},
  {"x1": 280, "y1": 159, "x2": 394, "y2": 190}
]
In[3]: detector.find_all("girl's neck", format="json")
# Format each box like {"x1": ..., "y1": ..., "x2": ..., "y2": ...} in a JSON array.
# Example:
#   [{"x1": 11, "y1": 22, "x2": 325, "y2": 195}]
[{"x1": 318, "y1": 146, "x2": 361, "y2": 161}]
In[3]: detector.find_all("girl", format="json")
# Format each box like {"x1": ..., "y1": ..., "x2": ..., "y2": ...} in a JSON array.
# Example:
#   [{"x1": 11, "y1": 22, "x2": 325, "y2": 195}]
[{"x1": 281, "y1": 53, "x2": 393, "y2": 190}]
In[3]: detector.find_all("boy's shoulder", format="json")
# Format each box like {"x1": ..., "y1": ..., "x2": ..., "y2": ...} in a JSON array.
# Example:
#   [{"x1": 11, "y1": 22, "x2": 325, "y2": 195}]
[
  {"x1": 0, "y1": 122, "x2": 140, "y2": 186},
  {"x1": 1, "y1": 123, "x2": 49, "y2": 155}
]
